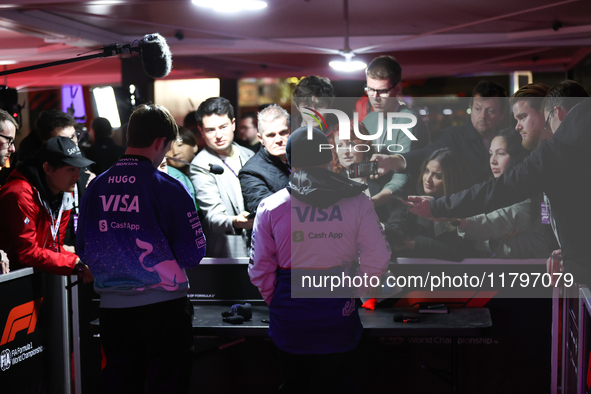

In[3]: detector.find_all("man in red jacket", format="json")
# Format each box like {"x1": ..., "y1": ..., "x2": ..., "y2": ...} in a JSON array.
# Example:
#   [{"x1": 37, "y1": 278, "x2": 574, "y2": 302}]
[{"x1": 0, "y1": 136, "x2": 93, "y2": 282}]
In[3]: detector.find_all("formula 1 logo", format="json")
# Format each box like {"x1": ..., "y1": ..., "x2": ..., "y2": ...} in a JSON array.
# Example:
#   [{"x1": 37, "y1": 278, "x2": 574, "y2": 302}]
[{"x1": 0, "y1": 298, "x2": 43, "y2": 346}]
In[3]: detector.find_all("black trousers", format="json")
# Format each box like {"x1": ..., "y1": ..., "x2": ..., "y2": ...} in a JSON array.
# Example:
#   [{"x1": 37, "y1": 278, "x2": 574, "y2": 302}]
[{"x1": 99, "y1": 297, "x2": 194, "y2": 394}]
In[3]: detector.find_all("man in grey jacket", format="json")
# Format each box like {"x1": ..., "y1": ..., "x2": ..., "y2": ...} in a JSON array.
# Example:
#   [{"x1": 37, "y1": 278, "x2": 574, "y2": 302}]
[{"x1": 191, "y1": 97, "x2": 254, "y2": 257}]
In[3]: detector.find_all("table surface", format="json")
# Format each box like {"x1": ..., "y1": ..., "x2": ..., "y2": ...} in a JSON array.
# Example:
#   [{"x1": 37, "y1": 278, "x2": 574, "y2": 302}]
[{"x1": 191, "y1": 304, "x2": 492, "y2": 337}]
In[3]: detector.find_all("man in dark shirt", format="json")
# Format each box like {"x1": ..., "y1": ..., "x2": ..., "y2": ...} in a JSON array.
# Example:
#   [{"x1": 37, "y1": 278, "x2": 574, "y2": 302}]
[{"x1": 239, "y1": 104, "x2": 291, "y2": 214}]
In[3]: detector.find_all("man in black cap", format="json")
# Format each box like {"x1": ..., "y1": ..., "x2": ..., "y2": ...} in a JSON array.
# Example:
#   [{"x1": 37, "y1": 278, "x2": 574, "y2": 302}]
[
  {"x1": 249, "y1": 126, "x2": 390, "y2": 393},
  {"x1": 0, "y1": 136, "x2": 94, "y2": 281}
]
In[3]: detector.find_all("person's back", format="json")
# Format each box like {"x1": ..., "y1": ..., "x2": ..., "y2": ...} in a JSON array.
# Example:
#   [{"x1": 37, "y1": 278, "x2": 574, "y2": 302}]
[
  {"x1": 77, "y1": 104, "x2": 206, "y2": 394},
  {"x1": 249, "y1": 127, "x2": 390, "y2": 393}
]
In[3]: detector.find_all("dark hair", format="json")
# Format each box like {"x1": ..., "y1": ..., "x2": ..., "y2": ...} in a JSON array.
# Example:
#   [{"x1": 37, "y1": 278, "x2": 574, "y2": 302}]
[
  {"x1": 366, "y1": 55, "x2": 402, "y2": 86},
  {"x1": 196, "y1": 97, "x2": 234, "y2": 127},
  {"x1": 471, "y1": 80, "x2": 507, "y2": 98},
  {"x1": 0, "y1": 109, "x2": 18, "y2": 132},
  {"x1": 471, "y1": 80, "x2": 508, "y2": 113},
  {"x1": 329, "y1": 121, "x2": 375, "y2": 174},
  {"x1": 293, "y1": 76, "x2": 335, "y2": 108},
  {"x1": 126, "y1": 104, "x2": 178, "y2": 148},
  {"x1": 177, "y1": 126, "x2": 197, "y2": 147},
  {"x1": 543, "y1": 80, "x2": 589, "y2": 113},
  {"x1": 509, "y1": 83, "x2": 550, "y2": 111},
  {"x1": 35, "y1": 110, "x2": 76, "y2": 142},
  {"x1": 241, "y1": 111, "x2": 256, "y2": 122},
  {"x1": 417, "y1": 148, "x2": 473, "y2": 196},
  {"x1": 91, "y1": 117, "x2": 112, "y2": 139},
  {"x1": 493, "y1": 128, "x2": 529, "y2": 171},
  {"x1": 183, "y1": 110, "x2": 199, "y2": 129}
]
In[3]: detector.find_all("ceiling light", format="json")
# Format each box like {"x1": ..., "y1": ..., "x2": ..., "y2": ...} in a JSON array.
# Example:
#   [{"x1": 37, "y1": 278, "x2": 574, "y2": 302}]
[
  {"x1": 329, "y1": 59, "x2": 367, "y2": 72},
  {"x1": 191, "y1": 0, "x2": 267, "y2": 12},
  {"x1": 0, "y1": 60, "x2": 16, "y2": 65},
  {"x1": 329, "y1": 51, "x2": 366, "y2": 72}
]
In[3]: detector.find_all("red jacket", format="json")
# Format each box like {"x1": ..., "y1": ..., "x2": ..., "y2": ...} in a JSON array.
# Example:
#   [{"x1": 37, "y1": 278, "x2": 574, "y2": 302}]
[{"x1": 0, "y1": 169, "x2": 77, "y2": 275}]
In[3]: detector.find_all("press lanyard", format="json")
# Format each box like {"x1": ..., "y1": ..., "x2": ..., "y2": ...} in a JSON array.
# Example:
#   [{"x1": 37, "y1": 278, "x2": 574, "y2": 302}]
[{"x1": 220, "y1": 155, "x2": 243, "y2": 177}]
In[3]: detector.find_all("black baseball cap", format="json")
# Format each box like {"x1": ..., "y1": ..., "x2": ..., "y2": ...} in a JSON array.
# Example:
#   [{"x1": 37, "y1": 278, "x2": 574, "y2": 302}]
[
  {"x1": 286, "y1": 126, "x2": 332, "y2": 168},
  {"x1": 39, "y1": 136, "x2": 94, "y2": 168}
]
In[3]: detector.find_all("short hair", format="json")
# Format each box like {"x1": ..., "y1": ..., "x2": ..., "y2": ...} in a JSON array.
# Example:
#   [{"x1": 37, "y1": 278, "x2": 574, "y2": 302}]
[
  {"x1": 196, "y1": 97, "x2": 234, "y2": 127},
  {"x1": 0, "y1": 109, "x2": 18, "y2": 132},
  {"x1": 509, "y1": 83, "x2": 550, "y2": 112},
  {"x1": 472, "y1": 80, "x2": 507, "y2": 98},
  {"x1": 494, "y1": 128, "x2": 529, "y2": 171},
  {"x1": 471, "y1": 80, "x2": 508, "y2": 111},
  {"x1": 257, "y1": 104, "x2": 290, "y2": 134},
  {"x1": 292, "y1": 76, "x2": 335, "y2": 108},
  {"x1": 126, "y1": 104, "x2": 178, "y2": 148},
  {"x1": 183, "y1": 110, "x2": 199, "y2": 129},
  {"x1": 366, "y1": 56, "x2": 402, "y2": 86},
  {"x1": 177, "y1": 126, "x2": 197, "y2": 147},
  {"x1": 329, "y1": 121, "x2": 375, "y2": 174},
  {"x1": 241, "y1": 111, "x2": 256, "y2": 122},
  {"x1": 91, "y1": 117, "x2": 113, "y2": 139},
  {"x1": 417, "y1": 148, "x2": 473, "y2": 196},
  {"x1": 543, "y1": 80, "x2": 589, "y2": 113},
  {"x1": 35, "y1": 110, "x2": 76, "y2": 142}
]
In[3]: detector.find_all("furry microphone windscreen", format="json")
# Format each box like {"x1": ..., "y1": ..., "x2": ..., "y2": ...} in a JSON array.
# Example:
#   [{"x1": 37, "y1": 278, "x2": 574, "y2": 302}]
[{"x1": 139, "y1": 33, "x2": 173, "y2": 79}]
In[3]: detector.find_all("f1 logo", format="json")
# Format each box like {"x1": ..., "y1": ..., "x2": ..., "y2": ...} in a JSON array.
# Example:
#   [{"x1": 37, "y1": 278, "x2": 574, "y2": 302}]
[{"x1": 0, "y1": 298, "x2": 43, "y2": 346}]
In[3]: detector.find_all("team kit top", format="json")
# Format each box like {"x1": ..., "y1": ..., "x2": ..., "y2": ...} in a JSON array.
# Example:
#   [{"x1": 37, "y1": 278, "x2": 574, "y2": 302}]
[
  {"x1": 249, "y1": 185, "x2": 391, "y2": 354},
  {"x1": 77, "y1": 155, "x2": 206, "y2": 308}
]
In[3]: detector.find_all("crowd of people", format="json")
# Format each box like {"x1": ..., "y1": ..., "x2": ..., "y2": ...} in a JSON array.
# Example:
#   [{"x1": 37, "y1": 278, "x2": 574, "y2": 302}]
[{"x1": 0, "y1": 53, "x2": 589, "y2": 392}]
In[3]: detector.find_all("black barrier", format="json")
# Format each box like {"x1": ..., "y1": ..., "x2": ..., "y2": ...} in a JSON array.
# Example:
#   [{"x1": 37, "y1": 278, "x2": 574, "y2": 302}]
[{"x1": 0, "y1": 269, "x2": 69, "y2": 393}]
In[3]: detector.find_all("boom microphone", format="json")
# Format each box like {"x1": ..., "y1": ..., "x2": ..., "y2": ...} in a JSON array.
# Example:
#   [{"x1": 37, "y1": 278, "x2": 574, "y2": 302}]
[
  {"x1": 137, "y1": 33, "x2": 173, "y2": 79},
  {"x1": 165, "y1": 156, "x2": 224, "y2": 174},
  {"x1": 0, "y1": 32, "x2": 173, "y2": 79}
]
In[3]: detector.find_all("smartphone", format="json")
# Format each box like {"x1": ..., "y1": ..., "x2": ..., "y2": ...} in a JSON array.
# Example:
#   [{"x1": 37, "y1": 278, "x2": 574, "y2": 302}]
[
  {"x1": 246, "y1": 211, "x2": 256, "y2": 220},
  {"x1": 348, "y1": 161, "x2": 378, "y2": 178}
]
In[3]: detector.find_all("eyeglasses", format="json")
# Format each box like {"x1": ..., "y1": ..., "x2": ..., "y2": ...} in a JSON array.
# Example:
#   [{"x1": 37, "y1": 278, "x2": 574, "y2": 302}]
[
  {"x1": 544, "y1": 107, "x2": 559, "y2": 131},
  {"x1": 68, "y1": 131, "x2": 81, "y2": 141},
  {"x1": 364, "y1": 85, "x2": 394, "y2": 97},
  {"x1": 0, "y1": 133, "x2": 15, "y2": 148}
]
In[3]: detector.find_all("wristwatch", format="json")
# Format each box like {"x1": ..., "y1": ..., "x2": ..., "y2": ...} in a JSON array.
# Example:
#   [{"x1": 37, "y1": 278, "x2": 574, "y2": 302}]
[{"x1": 450, "y1": 219, "x2": 461, "y2": 227}]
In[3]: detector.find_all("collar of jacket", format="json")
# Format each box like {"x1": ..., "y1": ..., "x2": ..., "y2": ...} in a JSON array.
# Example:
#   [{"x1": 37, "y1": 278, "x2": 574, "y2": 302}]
[
  {"x1": 260, "y1": 146, "x2": 289, "y2": 171},
  {"x1": 289, "y1": 167, "x2": 367, "y2": 208}
]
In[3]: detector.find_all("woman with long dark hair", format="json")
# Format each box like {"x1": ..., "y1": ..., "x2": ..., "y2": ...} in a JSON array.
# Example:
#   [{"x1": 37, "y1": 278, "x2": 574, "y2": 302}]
[{"x1": 456, "y1": 128, "x2": 558, "y2": 258}]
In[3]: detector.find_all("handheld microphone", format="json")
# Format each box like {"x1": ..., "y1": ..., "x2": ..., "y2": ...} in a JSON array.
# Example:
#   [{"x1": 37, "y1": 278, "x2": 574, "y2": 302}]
[{"x1": 165, "y1": 156, "x2": 224, "y2": 174}]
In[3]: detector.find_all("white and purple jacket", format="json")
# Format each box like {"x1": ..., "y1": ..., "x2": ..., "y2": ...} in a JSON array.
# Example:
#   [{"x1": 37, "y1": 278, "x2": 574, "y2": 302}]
[{"x1": 77, "y1": 155, "x2": 206, "y2": 308}]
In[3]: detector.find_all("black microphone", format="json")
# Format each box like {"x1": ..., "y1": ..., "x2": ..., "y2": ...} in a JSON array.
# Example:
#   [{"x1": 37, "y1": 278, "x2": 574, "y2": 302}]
[
  {"x1": 137, "y1": 33, "x2": 173, "y2": 79},
  {"x1": 165, "y1": 156, "x2": 224, "y2": 174},
  {"x1": 0, "y1": 32, "x2": 173, "y2": 79}
]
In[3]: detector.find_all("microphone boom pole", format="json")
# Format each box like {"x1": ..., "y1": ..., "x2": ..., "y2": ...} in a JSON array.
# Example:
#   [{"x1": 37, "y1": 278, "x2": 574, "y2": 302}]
[{"x1": 0, "y1": 43, "x2": 136, "y2": 77}]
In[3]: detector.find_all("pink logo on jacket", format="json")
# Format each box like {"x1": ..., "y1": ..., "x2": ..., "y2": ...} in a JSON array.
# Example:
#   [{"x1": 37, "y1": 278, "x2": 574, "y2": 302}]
[{"x1": 135, "y1": 238, "x2": 187, "y2": 291}]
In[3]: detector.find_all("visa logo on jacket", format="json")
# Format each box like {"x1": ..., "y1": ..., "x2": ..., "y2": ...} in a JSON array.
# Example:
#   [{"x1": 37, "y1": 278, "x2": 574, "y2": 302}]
[
  {"x1": 99, "y1": 195, "x2": 140, "y2": 213},
  {"x1": 293, "y1": 205, "x2": 342, "y2": 222}
]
